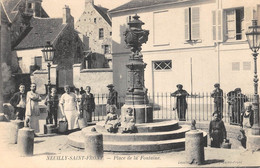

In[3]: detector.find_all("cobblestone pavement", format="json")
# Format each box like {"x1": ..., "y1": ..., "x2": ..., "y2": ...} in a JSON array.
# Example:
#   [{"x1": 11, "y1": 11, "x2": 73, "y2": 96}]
[{"x1": 0, "y1": 122, "x2": 260, "y2": 168}]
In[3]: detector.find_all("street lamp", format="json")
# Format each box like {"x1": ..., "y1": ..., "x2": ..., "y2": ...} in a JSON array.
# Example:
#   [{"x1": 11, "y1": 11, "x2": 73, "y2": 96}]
[
  {"x1": 41, "y1": 41, "x2": 55, "y2": 111},
  {"x1": 246, "y1": 20, "x2": 260, "y2": 135}
]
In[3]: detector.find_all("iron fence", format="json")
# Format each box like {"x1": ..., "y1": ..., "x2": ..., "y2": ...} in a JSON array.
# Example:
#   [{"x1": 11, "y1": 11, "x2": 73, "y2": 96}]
[{"x1": 91, "y1": 92, "x2": 254, "y2": 125}]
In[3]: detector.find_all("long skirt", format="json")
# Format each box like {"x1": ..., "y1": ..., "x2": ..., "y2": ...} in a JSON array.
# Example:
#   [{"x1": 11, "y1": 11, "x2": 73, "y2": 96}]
[
  {"x1": 64, "y1": 110, "x2": 78, "y2": 130},
  {"x1": 28, "y1": 116, "x2": 40, "y2": 133}
]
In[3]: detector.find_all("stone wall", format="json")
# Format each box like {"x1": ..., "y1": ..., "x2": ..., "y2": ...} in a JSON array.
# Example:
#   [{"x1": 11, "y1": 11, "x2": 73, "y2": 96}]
[{"x1": 73, "y1": 64, "x2": 113, "y2": 94}]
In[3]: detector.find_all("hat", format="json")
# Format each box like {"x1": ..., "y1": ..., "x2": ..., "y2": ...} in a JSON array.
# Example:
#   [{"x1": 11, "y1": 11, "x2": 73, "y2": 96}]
[
  {"x1": 176, "y1": 84, "x2": 183, "y2": 88},
  {"x1": 107, "y1": 84, "x2": 114, "y2": 88},
  {"x1": 234, "y1": 88, "x2": 241, "y2": 92},
  {"x1": 214, "y1": 83, "x2": 220, "y2": 87}
]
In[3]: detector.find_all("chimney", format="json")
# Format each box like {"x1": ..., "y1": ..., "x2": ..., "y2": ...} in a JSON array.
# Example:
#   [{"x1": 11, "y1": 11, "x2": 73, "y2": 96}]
[
  {"x1": 85, "y1": 0, "x2": 94, "y2": 7},
  {"x1": 32, "y1": 0, "x2": 42, "y2": 17},
  {"x1": 63, "y1": 5, "x2": 71, "y2": 24}
]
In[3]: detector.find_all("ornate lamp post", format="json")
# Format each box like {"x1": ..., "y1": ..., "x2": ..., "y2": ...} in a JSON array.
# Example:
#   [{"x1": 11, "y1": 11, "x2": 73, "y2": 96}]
[
  {"x1": 122, "y1": 14, "x2": 152, "y2": 123},
  {"x1": 246, "y1": 20, "x2": 260, "y2": 135},
  {"x1": 41, "y1": 41, "x2": 55, "y2": 112}
]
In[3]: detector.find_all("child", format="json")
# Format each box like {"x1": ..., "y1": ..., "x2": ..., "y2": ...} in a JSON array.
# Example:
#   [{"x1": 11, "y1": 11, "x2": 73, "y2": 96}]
[
  {"x1": 104, "y1": 105, "x2": 120, "y2": 133},
  {"x1": 241, "y1": 102, "x2": 253, "y2": 130},
  {"x1": 121, "y1": 107, "x2": 136, "y2": 133},
  {"x1": 237, "y1": 128, "x2": 247, "y2": 149},
  {"x1": 45, "y1": 88, "x2": 59, "y2": 127}
]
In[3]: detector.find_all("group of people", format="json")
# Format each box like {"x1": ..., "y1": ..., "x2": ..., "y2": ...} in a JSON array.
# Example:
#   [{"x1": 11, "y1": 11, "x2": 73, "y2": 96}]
[
  {"x1": 10, "y1": 83, "x2": 42, "y2": 133},
  {"x1": 9, "y1": 83, "x2": 119, "y2": 133},
  {"x1": 170, "y1": 83, "x2": 253, "y2": 148},
  {"x1": 170, "y1": 83, "x2": 250, "y2": 125}
]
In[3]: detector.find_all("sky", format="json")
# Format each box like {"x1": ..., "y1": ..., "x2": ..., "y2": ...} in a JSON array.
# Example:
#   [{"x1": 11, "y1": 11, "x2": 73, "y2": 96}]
[{"x1": 42, "y1": 0, "x2": 131, "y2": 21}]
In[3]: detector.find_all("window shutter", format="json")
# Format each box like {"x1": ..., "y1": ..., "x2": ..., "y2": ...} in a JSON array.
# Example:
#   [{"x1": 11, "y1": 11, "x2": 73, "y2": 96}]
[
  {"x1": 225, "y1": 9, "x2": 236, "y2": 40},
  {"x1": 184, "y1": 8, "x2": 190, "y2": 40},
  {"x1": 244, "y1": 7, "x2": 254, "y2": 39},
  {"x1": 191, "y1": 7, "x2": 200, "y2": 40},
  {"x1": 212, "y1": 10, "x2": 217, "y2": 41},
  {"x1": 217, "y1": 9, "x2": 223, "y2": 41}
]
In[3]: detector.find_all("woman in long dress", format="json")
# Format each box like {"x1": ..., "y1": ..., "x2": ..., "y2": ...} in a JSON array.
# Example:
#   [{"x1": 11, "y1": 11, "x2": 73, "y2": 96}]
[
  {"x1": 59, "y1": 85, "x2": 78, "y2": 130},
  {"x1": 25, "y1": 83, "x2": 41, "y2": 133}
]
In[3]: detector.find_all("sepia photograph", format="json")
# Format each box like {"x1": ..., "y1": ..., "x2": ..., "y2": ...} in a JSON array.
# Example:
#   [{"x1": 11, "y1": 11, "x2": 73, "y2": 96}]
[{"x1": 1, "y1": 0, "x2": 260, "y2": 167}]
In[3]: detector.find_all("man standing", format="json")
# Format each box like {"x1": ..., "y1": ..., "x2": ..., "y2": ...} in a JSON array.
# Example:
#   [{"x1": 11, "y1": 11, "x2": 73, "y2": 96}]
[
  {"x1": 211, "y1": 83, "x2": 224, "y2": 118},
  {"x1": 10, "y1": 84, "x2": 26, "y2": 120},
  {"x1": 233, "y1": 88, "x2": 248, "y2": 125},
  {"x1": 25, "y1": 83, "x2": 41, "y2": 133},
  {"x1": 44, "y1": 87, "x2": 59, "y2": 127},
  {"x1": 171, "y1": 84, "x2": 189, "y2": 121},
  {"x1": 107, "y1": 84, "x2": 118, "y2": 108}
]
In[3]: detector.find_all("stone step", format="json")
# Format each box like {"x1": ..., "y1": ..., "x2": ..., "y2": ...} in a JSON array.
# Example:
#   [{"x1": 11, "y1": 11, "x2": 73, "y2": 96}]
[
  {"x1": 81, "y1": 125, "x2": 189, "y2": 142},
  {"x1": 105, "y1": 138, "x2": 186, "y2": 152},
  {"x1": 68, "y1": 131, "x2": 185, "y2": 152},
  {"x1": 95, "y1": 119, "x2": 179, "y2": 133},
  {"x1": 68, "y1": 126, "x2": 207, "y2": 152}
]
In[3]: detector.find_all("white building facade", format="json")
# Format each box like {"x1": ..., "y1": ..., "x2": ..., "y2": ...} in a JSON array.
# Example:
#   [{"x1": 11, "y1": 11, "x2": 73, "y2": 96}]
[{"x1": 110, "y1": 0, "x2": 260, "y2": 96}]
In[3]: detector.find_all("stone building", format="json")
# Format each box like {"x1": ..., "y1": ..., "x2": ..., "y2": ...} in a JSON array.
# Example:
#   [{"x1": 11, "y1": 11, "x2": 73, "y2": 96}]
[
  {"x1": 1, "y1": 0, "x2": 86, "y2": 95},
  {"x1": 75, "y1": 0, "x2": 112, "y2": 68},
  {"x1": 0, "y1": 0, "x2": 48, "y2": 99},
  {"x1": 110, "y1": 0, "x2": 260, "y2": 96}
]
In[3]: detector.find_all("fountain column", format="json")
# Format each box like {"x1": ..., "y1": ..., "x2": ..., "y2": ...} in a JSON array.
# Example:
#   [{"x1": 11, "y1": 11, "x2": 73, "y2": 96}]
[{"x1": 121, "y1": 14, "x2": 153, "y2": 123}]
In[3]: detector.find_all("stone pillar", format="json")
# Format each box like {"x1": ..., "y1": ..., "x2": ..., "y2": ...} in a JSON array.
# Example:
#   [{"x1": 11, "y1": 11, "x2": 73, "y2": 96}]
[
  {"x1": 73, "y1": 64, "x2": 81, "y2": 88},
  {"x1": 9, "y1": 120, "x2": 24, "y2": 144},
  {"x1": 185, "y1": 130, "x2": 205, "y2": 165},
  {"x1": 84, "y1": 129, "x2": 103, "y2": 159},
  {"x1": 17, "y1": 127, "x2": 34, "y2": 157}
]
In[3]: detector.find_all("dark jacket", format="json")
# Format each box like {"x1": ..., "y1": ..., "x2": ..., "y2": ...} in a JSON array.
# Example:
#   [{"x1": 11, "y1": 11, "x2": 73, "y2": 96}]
[
  {"x1": 107, "y1": 90, "x2": 118, "y2": 106},
  {"x1": 10, "y1": 92, "x2": 26, "y2": 108},
  {"x1": 211, "y1": 88, "x2": 224, "y2": 103},
  {"x1": 82, "y1": 93, "x2": 95, "y2": 111},
  {"x1": 44, "y1": 94, "x2": 59, "y2": 110}
]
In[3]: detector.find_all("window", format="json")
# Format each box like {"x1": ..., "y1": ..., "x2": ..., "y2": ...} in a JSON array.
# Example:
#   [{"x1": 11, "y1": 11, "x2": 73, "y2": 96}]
[
  {"x1": 224, "y1": 8, "x2": 244, "y2": 41},
  {"x1": 127, "y1": 16, "x2": 132, "y2": 23},
  {"x1": 185, "y1": 7, "x2": 200, "y2": 41},
  {"x1": 28, "y1": 3, "x2": 32, "y2": 9},
  {"x1": 232, "y1": 62, "x2": 240, "y2": 71},
  {"x1": 153, "y1": 60, "x2": 172, "y2": 70},
  {"x1": 153, "y1": 10, "x2": 170, "y2": 45},
  {"x1": 243, "y1": 61, "x2": 251, "y2": 70},
  {"x1": 94, "y1": 18, "x2": 96, "y2": 23},
  {"x1": 34, "y1": 57, "x2": 42, "y2": 70},
  {"x1": 99, "y1": 28, "x2": 104, "y2": 39},
  {"x1": 103, "y1": 45, "x2": 111, "y2": 54},
  {"x1": 110, "y1": 32, "x2": 112, "y2": 36}
]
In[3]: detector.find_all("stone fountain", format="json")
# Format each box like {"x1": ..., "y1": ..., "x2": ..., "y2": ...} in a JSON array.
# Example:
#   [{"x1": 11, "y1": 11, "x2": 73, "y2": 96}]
[{"x1": 68, "y1": 15, "x2": 207, "y2": 152}]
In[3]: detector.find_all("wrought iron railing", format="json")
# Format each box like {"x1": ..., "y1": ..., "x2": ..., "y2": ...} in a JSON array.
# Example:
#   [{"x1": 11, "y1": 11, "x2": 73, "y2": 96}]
[{"x1": 91, "y1": 92, "x2": 253, "y2": 125}]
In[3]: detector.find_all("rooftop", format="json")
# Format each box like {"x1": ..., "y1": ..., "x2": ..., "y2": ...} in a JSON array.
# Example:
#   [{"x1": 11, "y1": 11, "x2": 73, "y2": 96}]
[
  {"x1": 109, "y1": 0, "x2": 194, "y2": 13},
  {"x1": 14, "y1": 17, "x2": 66, "y2": 50}
]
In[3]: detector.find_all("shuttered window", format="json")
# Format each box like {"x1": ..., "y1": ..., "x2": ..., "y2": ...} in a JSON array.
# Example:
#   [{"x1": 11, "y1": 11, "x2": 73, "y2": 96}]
[
  {"x1": 212, "y1": 10, "x2": 223, "y2": 42},
  {"x1": 184, "y1": 7, "x2": 200, "y2": 41},
  {"x1": 153, "y1": 10, "x2": 170, "y2": 45},
  {"x1": 243, "y1": 62, "x2": 251, "y2": 71},
  {"x1": 224, "y1": 8, "x2": 244, "y2": 41},
  {"x1": 232, "y1": 62, "x2": 240, "y2": 71}
]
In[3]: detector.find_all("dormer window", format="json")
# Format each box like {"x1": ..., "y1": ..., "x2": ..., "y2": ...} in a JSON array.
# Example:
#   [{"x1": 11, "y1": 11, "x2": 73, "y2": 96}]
[{"x1": 28, "y1": 3, "x2": 32, "y2": 9}]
